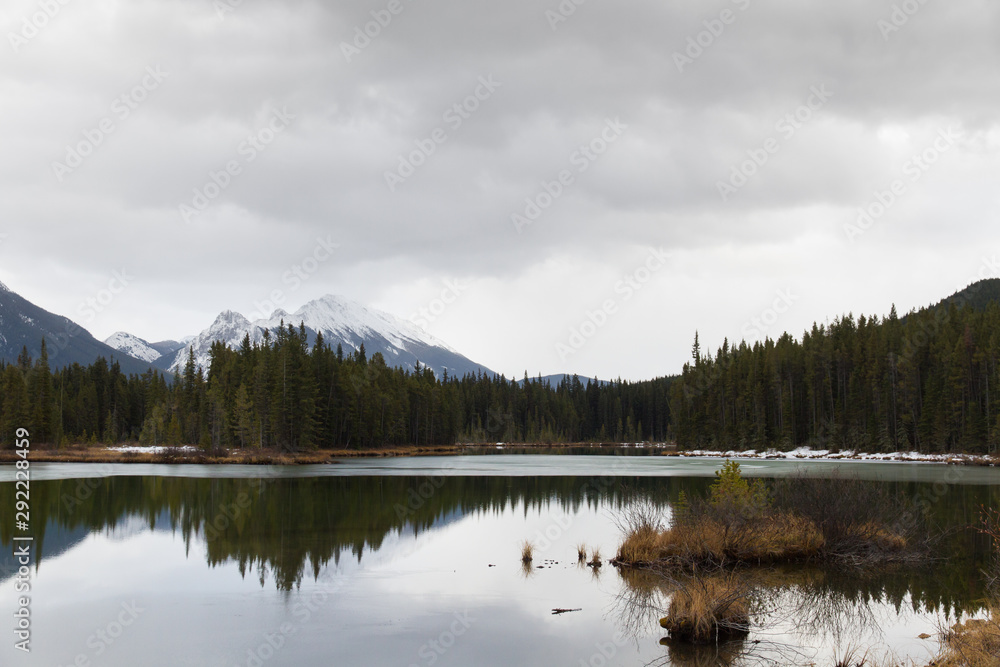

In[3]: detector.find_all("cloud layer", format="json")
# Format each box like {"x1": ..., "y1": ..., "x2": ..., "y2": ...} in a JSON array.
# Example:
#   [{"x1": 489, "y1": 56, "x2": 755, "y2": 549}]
[{"x1": 2, "y1": 0, "x2": 999, "y2": 380}]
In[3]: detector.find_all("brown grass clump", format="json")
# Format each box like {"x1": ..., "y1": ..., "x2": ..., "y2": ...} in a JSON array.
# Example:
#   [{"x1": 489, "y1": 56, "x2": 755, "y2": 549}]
[
  {"x1": 932, "y1": 611, "x2": 1000, "y2": 666},
  {"x1": 844, "y1": 521, "x2": 908, "y2": 553},
  {"x1": 0, "y1": 443, "x2": 463, "y2": 464},
  {"x1": 615, "y1": 512, "x2": 824, "y2": 567},
  {"x1": 576, "y1": 543, "x2": 588, "y2": 562},
  {"x1": 659, "y1": 576, "x2": 751, "y2": 644},
  {"x1": 613, "y1": 461, "x2": 921, "y2": 571},
  {"x1": 520, "y1": 540, "x2": 534, "y2": 564}
]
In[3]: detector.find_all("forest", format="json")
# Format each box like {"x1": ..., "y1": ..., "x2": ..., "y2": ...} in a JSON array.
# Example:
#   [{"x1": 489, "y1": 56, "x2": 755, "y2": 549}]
[
  {"x1": 0, "y1": 324, "x2": 671, "y2": 450},
  {"x1": 2, "y1": 279, "x2": 1000, "y2": 454},
  {"x1": 671, "y1": 279, "x2": 1000, "y2": 453}
]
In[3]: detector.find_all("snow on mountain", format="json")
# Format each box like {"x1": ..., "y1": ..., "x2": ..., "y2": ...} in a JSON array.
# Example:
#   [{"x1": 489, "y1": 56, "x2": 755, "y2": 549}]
[
  {"x1": 0, "y1": 283, "x2": 158, "y2": 376},
  {"x1": 167, "y1": 310, "x2": 255, "y2": 372},
  {"x1": 168, "y1": 295, "x2": 491, "y2": 379},
  {"x1": 259, "y1": 295, "x2": 458, "y2": 354},
  {"x1": 104, "y1": 332, "x2": 162, "y2": 363}
]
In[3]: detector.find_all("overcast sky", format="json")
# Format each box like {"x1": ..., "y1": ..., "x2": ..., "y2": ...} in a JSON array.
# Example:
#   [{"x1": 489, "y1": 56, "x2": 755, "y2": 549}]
[{"x1": 2, "y1": 0, "x2": 999, "y2": 381}]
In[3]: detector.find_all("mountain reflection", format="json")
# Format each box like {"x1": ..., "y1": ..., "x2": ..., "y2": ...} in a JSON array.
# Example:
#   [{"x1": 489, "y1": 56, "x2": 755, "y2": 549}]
[{"x1": 1, "y1": 474, "x2": 997, "y2": 616}]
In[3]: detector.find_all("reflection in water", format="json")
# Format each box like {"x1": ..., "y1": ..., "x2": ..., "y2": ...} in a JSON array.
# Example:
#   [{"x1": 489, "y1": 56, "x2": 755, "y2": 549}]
[
  {"x1": 612, "y1": 553, "x2": 996, "y2": 665},
  {"x1": 1, "y1": 472, "x2": 998, "y2": 664},
  {"x1": 0, "y1": 475, "x2": 686, "y2": 590}
]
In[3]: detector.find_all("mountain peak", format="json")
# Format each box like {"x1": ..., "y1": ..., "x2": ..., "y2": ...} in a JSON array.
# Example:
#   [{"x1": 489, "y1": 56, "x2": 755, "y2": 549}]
[
  {"x1": 169, "y1": 295, "x2": 489, "y2": 378},
  {"x1": 104, "y1": 331, "x2": 162, "y2": 363},
  {"x1": 0, "y1": 283, "x2": 157, "y2": 374},
  {"x1": 942, "y1": 278, "x2": 1000, "y2": 312},
  {"x1": 213, "y1": 310, "x2": 250, "y2": 327}
]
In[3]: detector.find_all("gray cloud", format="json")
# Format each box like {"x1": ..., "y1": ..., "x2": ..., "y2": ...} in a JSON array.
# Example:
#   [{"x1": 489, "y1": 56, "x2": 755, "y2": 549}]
[{"x1": 2, "y1": 0, "x2": 999, "y2": 380}]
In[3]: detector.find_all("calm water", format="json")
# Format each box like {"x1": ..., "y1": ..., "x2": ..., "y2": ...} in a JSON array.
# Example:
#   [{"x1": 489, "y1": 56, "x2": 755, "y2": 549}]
[{"x1": 1, "y1": 456, "x2": 998, "y2": 666}]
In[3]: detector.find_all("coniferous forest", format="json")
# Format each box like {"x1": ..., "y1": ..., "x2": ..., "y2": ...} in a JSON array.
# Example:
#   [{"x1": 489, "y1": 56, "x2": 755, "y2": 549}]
[
  {"x1": 0, "y1": 324, "x2": 672, "y2": 451},
  {"x1": 2, "y1": 280, "x2": 1000, "y2": 454}
]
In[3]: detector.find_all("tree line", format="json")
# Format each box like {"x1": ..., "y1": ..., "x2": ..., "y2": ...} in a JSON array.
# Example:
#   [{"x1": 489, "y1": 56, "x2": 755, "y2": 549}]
[
  {"x1": 670, "y1": 282, "x2": 1000, "y2": 454},
  {"x1": 3, "y1": 279, "x2": 1000, "y2": 454},
  {"x1": 0, "y1": 322, "x2": 674, "y2": 450}
]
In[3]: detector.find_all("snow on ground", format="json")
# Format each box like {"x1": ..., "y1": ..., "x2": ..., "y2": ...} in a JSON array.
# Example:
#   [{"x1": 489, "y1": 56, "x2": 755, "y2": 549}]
[
  {"x1": 105, "y1": 445, "x2": 200, "y2": 454},
  {"x1": 677, "y1": 447, "x2": 996, "y2": 465},
  {"x1": 487, "y1": 443, "x2": 995, "y2": 465}
]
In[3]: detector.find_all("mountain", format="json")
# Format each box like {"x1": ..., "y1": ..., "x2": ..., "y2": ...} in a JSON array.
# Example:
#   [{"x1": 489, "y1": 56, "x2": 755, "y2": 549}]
[
  {"x1": 942, "y1": 277, "x2": 1000, "y2": 312},
  {"x1": 0, "y1": 281, "x2": 158, "y2": 375},
  {"x1": 150, "y1": 339, "x2": 186, "y2": 358},
  {"x1": 517, "y1": 373, "x2": 611, "y2": 387},
  {"x1": 102, "y1": 333, "x2": 186, "y2": 369},
  {"x1": 164, "y1": 295, "x2": 496, "y2": 379},
  {"x1": 104, "y1": 332, "x2": 162, "y2": 363}
]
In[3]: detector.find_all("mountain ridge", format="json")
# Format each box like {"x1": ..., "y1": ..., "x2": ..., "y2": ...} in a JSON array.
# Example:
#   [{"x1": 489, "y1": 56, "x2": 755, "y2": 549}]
[
  {"x1": 0, "y1": 283, "x2": 157, "y2": 375},
  {"x1": 157, "y1": 294, "x2": 494, "y2": 380}
]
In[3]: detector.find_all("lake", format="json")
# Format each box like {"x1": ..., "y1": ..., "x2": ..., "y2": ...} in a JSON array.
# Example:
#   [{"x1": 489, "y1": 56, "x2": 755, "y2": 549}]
[{"x1": 2, "y1": 455, "x2": 999, "y2": 666}]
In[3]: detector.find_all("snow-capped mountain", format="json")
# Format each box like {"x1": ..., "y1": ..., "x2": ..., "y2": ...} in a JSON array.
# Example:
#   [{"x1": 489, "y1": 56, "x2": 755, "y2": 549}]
[
  {"x1": 0, "y1": 281, "x2": 157, "y2": 375},
  {"x1": 103, "y1": 332, "x2": 187, "y2": 367},
  {"x1": 164, "y1": 295, "x2": 495, "y2": 379},
  {"x1": 104, "y1": 332, "x2": 162, "y2": 363}
]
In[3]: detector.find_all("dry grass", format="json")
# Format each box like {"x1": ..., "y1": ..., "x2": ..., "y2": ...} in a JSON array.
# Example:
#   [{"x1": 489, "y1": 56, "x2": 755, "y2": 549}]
[
  {"x1": 659, "y1": 575, "x2": 751, "y2": 644},
  {"x1": 613, "y1": 465, "x2": 915, "y2": 571},
  {"x1": 576, "y1": 543, "x2": 588, "y2": 562},
  {"x1": 520, "y1": 540, "x2": 534, "y2": 564},
  {"x1": 931, "y1": 610, "x2": 1000, "y2": 666},
  {"x1": 0, "y1": 443, "x2": 463, "y2": 465},
  {"x1": 588, "y1": 547, "x2": 602, "y2": 568},
  {"x1": 844, "y1": 521, "x2": 908, "y2": 552},
  {"x1": 615, "y1": 513, "x2": 825, "y2": 567}
]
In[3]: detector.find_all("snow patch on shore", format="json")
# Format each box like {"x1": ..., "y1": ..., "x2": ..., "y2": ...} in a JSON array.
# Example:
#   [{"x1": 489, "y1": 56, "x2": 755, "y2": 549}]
[
  {"x1": 677, "y1": 447, "x2": 996, "y2": 465},
  {"x1": 105, "y1": 445, "x2": 201, "y2": 454}
]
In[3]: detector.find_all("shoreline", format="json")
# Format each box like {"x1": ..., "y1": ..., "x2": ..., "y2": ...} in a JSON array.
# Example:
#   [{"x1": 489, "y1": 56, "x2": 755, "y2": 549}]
[{"x1": 0, "y1": 441, "x2": 996, "y2": 465}]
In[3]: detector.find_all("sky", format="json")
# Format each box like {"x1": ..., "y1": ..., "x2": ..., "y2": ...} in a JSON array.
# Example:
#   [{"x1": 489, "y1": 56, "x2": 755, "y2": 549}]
[{"x1": 2, "y1": 0, "x2": 999, "y2": 382}]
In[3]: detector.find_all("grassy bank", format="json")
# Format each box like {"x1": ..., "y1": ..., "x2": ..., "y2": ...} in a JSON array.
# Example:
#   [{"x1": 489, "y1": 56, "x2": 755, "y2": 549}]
[
  {"x1": 0, "y1": 440, "x2": 676, "y2": 465},
  {"x1": 0, "y1": 443, "x2": 465, "y2": 465},
  {"x1": 613, "y1": 461, "x2": 921, "y2": 570}
]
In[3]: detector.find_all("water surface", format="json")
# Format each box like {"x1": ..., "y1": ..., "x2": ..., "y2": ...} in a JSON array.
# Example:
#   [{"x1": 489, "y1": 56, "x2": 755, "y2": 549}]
[{"x1": 1, "y1": 456, "x2": 998, "y2": 666}]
